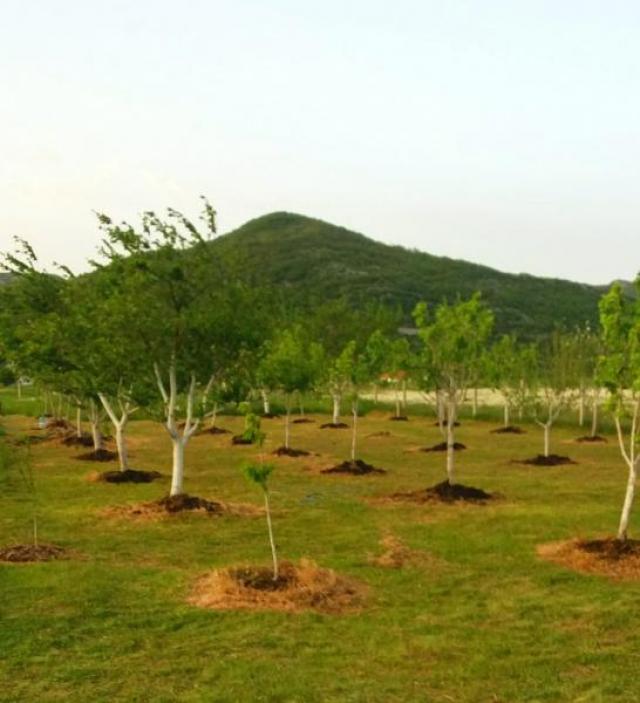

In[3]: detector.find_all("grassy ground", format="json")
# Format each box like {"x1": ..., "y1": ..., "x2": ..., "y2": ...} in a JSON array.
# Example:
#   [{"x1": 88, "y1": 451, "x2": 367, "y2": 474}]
[{"x1": 1, "y1": 404, "x2": 639, "y2": 703}]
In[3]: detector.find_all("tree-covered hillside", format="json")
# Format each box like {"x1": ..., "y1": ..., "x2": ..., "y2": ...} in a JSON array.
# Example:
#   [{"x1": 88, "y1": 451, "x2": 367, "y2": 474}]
[{"x1": 213, "y1": 212, "x2": 603, "y2": 338}]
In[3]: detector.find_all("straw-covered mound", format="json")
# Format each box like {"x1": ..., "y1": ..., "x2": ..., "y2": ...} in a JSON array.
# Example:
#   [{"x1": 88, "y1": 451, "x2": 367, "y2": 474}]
[
  {"x1": 537, "y1": 538, "x2": 640, "y2": 580},
  {"x1": 0, "y1": 543, "x2": 69, "y2": 563},
  {"x1": 188, "y1": 559, "x2": 366, "y2": 613}
]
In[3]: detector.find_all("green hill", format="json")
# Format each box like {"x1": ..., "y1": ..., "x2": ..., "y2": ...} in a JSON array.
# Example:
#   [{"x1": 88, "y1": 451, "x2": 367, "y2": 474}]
[{"x1": 213, "y1": 212, "x2": 605, "y2": 338}]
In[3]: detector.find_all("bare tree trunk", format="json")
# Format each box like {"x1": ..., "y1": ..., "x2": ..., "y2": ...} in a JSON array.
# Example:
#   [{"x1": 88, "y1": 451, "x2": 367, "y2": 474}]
[
  {"x1": 264, "y1": 489, "x2": 278, "y2": 581},
  {"x1": 544, "y1": 423, "x2": 551, "y2": 457},
  {"x1": 261, "y1": 389, "x2": 270, "y2": 415},
  {"x1": 351, "y1": 401, "x2": 358, "y2": 462},
  {"x1": 446, "y1": 399, "x2": 456, "y2": 484},
  {"x1": 332, "y1": 393, "x2": 341, "y2": 425}
]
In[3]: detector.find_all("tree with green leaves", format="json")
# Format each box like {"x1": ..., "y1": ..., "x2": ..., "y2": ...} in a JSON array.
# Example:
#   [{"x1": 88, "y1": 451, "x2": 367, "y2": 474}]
[
  {"x1": 413, "y1": 294, "x2": 494, "y2": 484},
  {"x1": 598, "y1": 281, "x2": 640, "y2": 540}
]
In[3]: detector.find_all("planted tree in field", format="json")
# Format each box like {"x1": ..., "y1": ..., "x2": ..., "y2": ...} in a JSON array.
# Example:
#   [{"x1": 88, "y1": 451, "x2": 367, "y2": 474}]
[
  {"x1": 321, "y1": 342, "x2": 358, "y2": 429},
  {"x1": 598, "y1": 282, "x2": 640, "y2": 540},
  {"x1": 413, "y1": 294, "x2": 494, "y2": 485},
  {"x1": 571, "y1": 325, "x2": 604, "y2": 441}
]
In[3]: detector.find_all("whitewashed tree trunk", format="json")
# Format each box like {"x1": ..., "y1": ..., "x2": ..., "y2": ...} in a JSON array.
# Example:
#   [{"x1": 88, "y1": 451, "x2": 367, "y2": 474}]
[
  {"x1": 98, "y1": 393, "x2": 138, "y2": 472},
  {"x1": 472, "y1": 388, "x2": 478, "y2": 418},
  {"x1": 614, "y1": 409, "x2": 639, "y2": 541},
  {"x1": 578, "y1": 387, "x2": 586, "y2": 427},
  {"x1": 261, "y1": 389, "x2": 271, "y2": 415},
  {"x1": 446, "y1": 399, "x2": 456, "y2": 484},
  {"x1": 351, "y1": 401, "x2": 358, "y2": 461},
  {"x1": 543, "y1": 423, "x2": 551, "y2": 457},
  {"x1": 504, "y1": 402, "x2": 510, "y2": 428},
  {"x1": 395, "y1": 387, "x2": 401, "y2": 418},
  {"x1": 88, "y1": 400, "x2": 104, "y2": 452},
  {"x1": 264, "y1": 489, "x2": 278, "y2": 580},
  {"x1": 591, "y1": 391, "x2": 600, "y2": 438},
  {"x1": 332, "y1": 393, "x2": 341, "y2": 425}
]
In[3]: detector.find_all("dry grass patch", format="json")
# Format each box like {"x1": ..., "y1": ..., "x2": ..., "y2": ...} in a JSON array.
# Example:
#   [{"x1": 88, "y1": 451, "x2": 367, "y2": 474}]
[
  {"x1": 537, "y1": 538, "x2": 640, "y2": 580},
  {"x1": 188, "y1": 559, "x2": 366, "y2": 614},
  {"x1": 367, "y1": 535, "x2": 438, "y2": 569}
]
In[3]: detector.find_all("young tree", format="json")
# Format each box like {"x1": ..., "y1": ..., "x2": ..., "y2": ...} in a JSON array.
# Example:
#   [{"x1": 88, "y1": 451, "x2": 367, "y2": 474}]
[
  {"x1": 413, "y1": 294, "x2": 494, "y2": 484},
  {"x1": 598, "y1": 281, "x2": 640, "y2": 540}
]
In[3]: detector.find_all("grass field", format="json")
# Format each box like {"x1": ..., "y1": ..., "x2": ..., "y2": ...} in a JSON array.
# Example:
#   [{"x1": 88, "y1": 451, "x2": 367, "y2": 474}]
[{"x1": 1, "y1": 405, "x2": 639, "y2": 703}]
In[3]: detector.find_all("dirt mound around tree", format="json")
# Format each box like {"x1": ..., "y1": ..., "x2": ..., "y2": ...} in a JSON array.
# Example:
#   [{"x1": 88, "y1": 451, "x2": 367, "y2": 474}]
[
  {"x1": 0, "y1": 543, "x2": 69, "y2": 563},
  {"x1": 93, "y1": 469, "x2": 163, "y2": 484},
  {"x1": 367, "y1": 535, "x2": 433, "y2": 569},
  {"x1": 575, "y1": 435, "x2": 607, "y2": 444},
  {"x1": 273, "y1": 447, "x2": 311, "y2": 457},
  {"x1": 491, "y1": 426, "x2": 526, "y2": 435},
  {"x1": 203, "y1": 426, "x2": 231, "y2": 435},
  {"x1": 320, "y1": 422, "x2": 349, "y2": 429},
  {"x1": 75, "y1": 449, "x2": 118, "y2": 462},
  {"x1": 422, "y1": 442, "x2": 467, "y2": 452},
  {"x1": 367, "y1": 431, "x2": 393, "y2": 438},
  {"x1": 293, "y1": 418, "x2": 315, "y2": 424},
  {"x1": 537, "y1": 538, "x2": 640, "y2": 580},
  {"x1": 389, "y1": 415, "x2": 409, "y2": 422},
  {"x1": 231, "y1": 436, "x2": 253, "y2": 445},
  {"x1": 433, "y1": 421, "x2": 460, "y2": 428},
  {"x1": 188, "y1": 559, "x2": 366, "y2": 614},
  {"x1": 322, "y1": 460, "x2": 386, "y2": 475},
  {"x1": 46, "y1": 419, "x2": 72, "y2": 430},
  {"x1": 102, "y1": 494, "x2": 262, "y2": 520},
  {"x1": 390, "y1": 480, "x2": 494, "y2": 504},
  {"x1": 515, "y1": 454, "x2": 576, "y2": 467},
  {"x1": 61, "y1": 433, "x2": 95, "y2": 447}
]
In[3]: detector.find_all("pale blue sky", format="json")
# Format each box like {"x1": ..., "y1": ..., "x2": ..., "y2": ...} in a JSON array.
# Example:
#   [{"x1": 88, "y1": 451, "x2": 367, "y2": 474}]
[{"x1": 1, "y1": 0, "x2": 639, "y2": 283}]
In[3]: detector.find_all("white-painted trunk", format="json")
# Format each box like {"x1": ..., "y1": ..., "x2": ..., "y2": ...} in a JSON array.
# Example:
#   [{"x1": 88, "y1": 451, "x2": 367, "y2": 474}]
[
  {"x1": 332, "y1": 394, "x2": 341, "y2": 425},
  {"x1": 544, "y1": 423, "x2": 551, "y2": 458},
  {"x1": 591, "y1": 394, "x2": 599, "y2": 438},
  {"x1": 351, "y1": 402, "x2": 358, "y2": 462},
  {"x1": 504, "y1": 403, "x2": 510, "y2": 427},
  {"x1": 264, "y1": 490, "x2": 278, "y2": 580},
  {"x1": 170, "y1": 438, "x2": 185, "y2": 496},
  {"x1": 472, "y1": 388, "x2": 478, "y2": 418},
  {"x1": 395, "y1": 388, "x2": 401, "y2": 418},
  {"x1": 446, "y1": 400, "x2": 456, "y2": 484},
  {"x1": 578, "y1": 389, "x2": 585, "y2": 427},
  {"x1": 261, "y1": 389, "x2": 271, "y2": 415},
  {"x1": 618, "y1": 459, "x2": 637, "y2": 541},
  {"x1": 91, "y1": 422, "x2": 103, "y2": 452},
  {"x1": 209, "y1": 402, "x2": 218, "y2": 430}
]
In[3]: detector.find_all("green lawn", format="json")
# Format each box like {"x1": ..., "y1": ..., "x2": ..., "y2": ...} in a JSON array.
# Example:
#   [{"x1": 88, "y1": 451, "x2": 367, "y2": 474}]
[{"x1": 1, "y1": 409, "x2": 639, "y2": 703}]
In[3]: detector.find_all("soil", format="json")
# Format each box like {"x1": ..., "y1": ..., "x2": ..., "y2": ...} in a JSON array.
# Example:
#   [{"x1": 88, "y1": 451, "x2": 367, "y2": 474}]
[
  {"x1": 0, "y1": 543, "x2": 68, "y2": 563},
  {"x1": 491, "y1": 426, "x2": 526, "y2": 435},
  {"x1": 61, "y1": 433, "x2": 95, "y2": 447},
  {"x1": 320, "y1": 422, "x2": 349, "y2": 429},
  {"x1": 273, "y1": 446, "x2": 311, "y2": 457},
  {"x1": 422, "y1": 442, "x2": 467, "y2": 452},
  {"x1": 203, "y1": 426, "x2": 231, "y2": 435},
  {"x1": 575, "y1": 435, "x2": 607, "y2": 443},
  {"x1": 96, "y1": 469, "x2": 163, "y2": 484},
  {"x1": 390, "y1": 480, "x2": 494, "y2": 504},
  {"x1": 293, "y1": 418, "x2": 315, "y2": 424},
  {"x1": 367, "y1": 431, "x2": 392, "y2": 438},
  {"x1": 261, "y1": 413, "x2": 280, "y2": 419},
  {"x1": 75, "y1": 449, "x2": 118, "y2": 462},
  {"x1": 187, "y1": 559, "x2": 365, "y2": 613},
  {"x1": 101, "y1": 495, "x2": 262, "y2": 521},
  {"x1": 433, "y1": 421, "x2": 460, "y2": 428},
  {"x1": 537, "y1": 538, "x2": 640, "y2": 580},
  {"x1": 46, "y1": 419, "x2": 72, "y2": 430},
  {"x1": 231, "y1": 435, "x2": 253, "y2": 445},
  {"x1": 516, "y1": 454, "x2": 576, "y2": 467},
  {"x1": 389, "y1": 415, "x2": 409, "y2": 422},
  {"x1": 322, "y1": 459, "x2": 386, "y2": 476},
  {"x1": 156, "y1": 494, "x2": 226, "y2": 514}
]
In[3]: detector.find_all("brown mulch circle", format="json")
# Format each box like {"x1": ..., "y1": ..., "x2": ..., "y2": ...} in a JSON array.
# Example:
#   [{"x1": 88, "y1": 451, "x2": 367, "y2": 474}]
[
  {"x1": 537, "y1": 538, "x2": 640, "y2": 580},
  {"x1": 491, "y1": 426, "x2": 526, "y2": 435},
  {"x1": 422, "y1": 442, "x2": 467, "y2": 452},
  {"x1": 61, "y1": 433, "x2": 95, "y2": 447},
  {"x1": 95, "y1": 469, "x2": 163, "y2": 484},
  {"x1": 273, "y1": 447, "x2": 311, "y2": 457},
  {"x1": 75, "y1": 449, "x2": 118, "y2": 462},
  {"x1": 389, "y1": 415, "x2": 409, "y2": 422},
  {"x1": 390, "y1": 480, "x2": 494, "y2": 504},
  {"x1": 231, "y1": 436, "x2": 253, "y2": 445},
  {"x1": 0, "y1": 543, "x2": 69, "y2": 563},
  {"x1": 187, "y1": 559, "x2": 366, "y2": 614},
  {"x1": 515, "y1": 454, "x2": 576, "y2": 467},
  {"x1": 293, "y1": 418, "x2": 315, "y2": 424},
  {"x1": 575, "y1": 435, "x2": 607, "y2": 443},
  {"x1": 320, "y1": 422, "x2": 349, "y2": 429},
  {"x1": 322, "y1": 459, "x2": 386, "y2": 475}
]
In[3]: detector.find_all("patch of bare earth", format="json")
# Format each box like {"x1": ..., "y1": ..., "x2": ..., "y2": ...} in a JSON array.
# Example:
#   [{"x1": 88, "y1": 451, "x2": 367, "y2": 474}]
[
  {"x1": 389, "y1": 415, "x2": 409, "y2": 422},
  {"x1": 367, "y1": 535, "x2": 434, "y2": 569},
  {"x1": 515, "y1": 454, "x2": 576, "y2": 467},
  {"x1": 0, "y1": 544, "x2": 69, "y2": 563},
  {"x1": 389, "y1": 480, "x2": 494, "y2": 504},
  {"x1": 273, "y1": 446, "x2": 311, "y2": 457},
  {"x1": 188, "y1": 559, "x2": 366, "y2": 613},
  {"x1": 491, "y1": 426, "x2": 526, "y2": 435},
  {"x1": 322, "y1": 459, "x2": 386, "y2": 475},
  {"x1": 537, "y1": 538, "x2": 640, "y2": 580},
  {"x1": 421, "y1": 442, "x2": 467, "y2": 452},
  {"x1": 89, "y1": 469, "x2": 163, "y2": 484},
  {"x1": 319, "y1": 422, "x2": 349, "y2": 429},
  {"x1": 101, "y1": 494, "x2": 262, "y2": 521}
]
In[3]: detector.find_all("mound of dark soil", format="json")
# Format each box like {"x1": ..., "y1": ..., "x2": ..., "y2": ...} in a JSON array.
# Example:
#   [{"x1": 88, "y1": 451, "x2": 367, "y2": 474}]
[
  {"x1": 391, "y1": 480, "x2": 493, "y2": 504},
  {"x1": 61, "y1": 433, "x2": 94, "y2": 447},
  {"x1": 322, "y1": 459, "x2": 386, "y2": 475},
  {"x1": 75, "y1": 449, "x2": 118, "y2": 462},
  {"x1": 367, "y1": 431, "x2": 392, "y2": 438},
  {"x1": 538, "y1": 538, "x2": 640, "y2": 580},
  {"x1": 516, "y1": 454, "x2": 576, "y2": 467},
  {"x1": 97, "y1": 469, "x2": 162, "y2": 484},
  {"x1": 293, "y1": 418, "x2": 315, "y2": 424},
  {"x1": 320, "y1": 422, "x2": 349, "y2": 429},
  {"x1": 273, "y1": 446, "x2": 311, "y2": 457},
  {"x1": 422, "y1": 442, "x2": 467, "y2": 452},
  {"x1": 389, "y1": 415, "x2": 409, "y2": 422},
  {"x1": 433, "y1": 421, "x2": 460, "y2": 428},
  {"x1": 231, "y1": 435, "x2": 253, "y2": 445},
  {"x1": 156, "y1": 494, "x2": 226, "y2": 514},
  {"x1": 491, "y1": 426, "x2": 526, "y2": 435},
  {"x1": 0, "y1": 543, "x2": 68, "y2": 563},
  {"x1": 188, "y1": 559, "x2": 365, "y2": 613},
  {"x1": 203, "y1": 426, "x2": 231, "y2": 435},
  {"x1": 47, "y1": 419, "x2": 72, "y2": 430},
  {"x1": 575, "y1": 435, "x2": 607, "y2": 443}
]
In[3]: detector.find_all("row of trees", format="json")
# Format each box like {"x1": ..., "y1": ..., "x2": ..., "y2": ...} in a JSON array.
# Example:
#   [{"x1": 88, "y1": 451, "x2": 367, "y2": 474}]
[{"x1": 1, "y1": 201, "x2": 638, "y2": 540}]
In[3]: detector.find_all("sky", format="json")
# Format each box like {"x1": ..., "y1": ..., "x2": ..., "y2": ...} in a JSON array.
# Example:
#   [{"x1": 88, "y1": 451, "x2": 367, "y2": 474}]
[{"x1": 1, "y1": 0, "x2": 639, "y2": 284}]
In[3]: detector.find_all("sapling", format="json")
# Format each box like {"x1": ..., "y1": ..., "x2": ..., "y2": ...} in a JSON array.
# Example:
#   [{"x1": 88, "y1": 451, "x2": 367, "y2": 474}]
[{"x1": 243, "y1": 426, "x2": 278, "y2": 580}]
